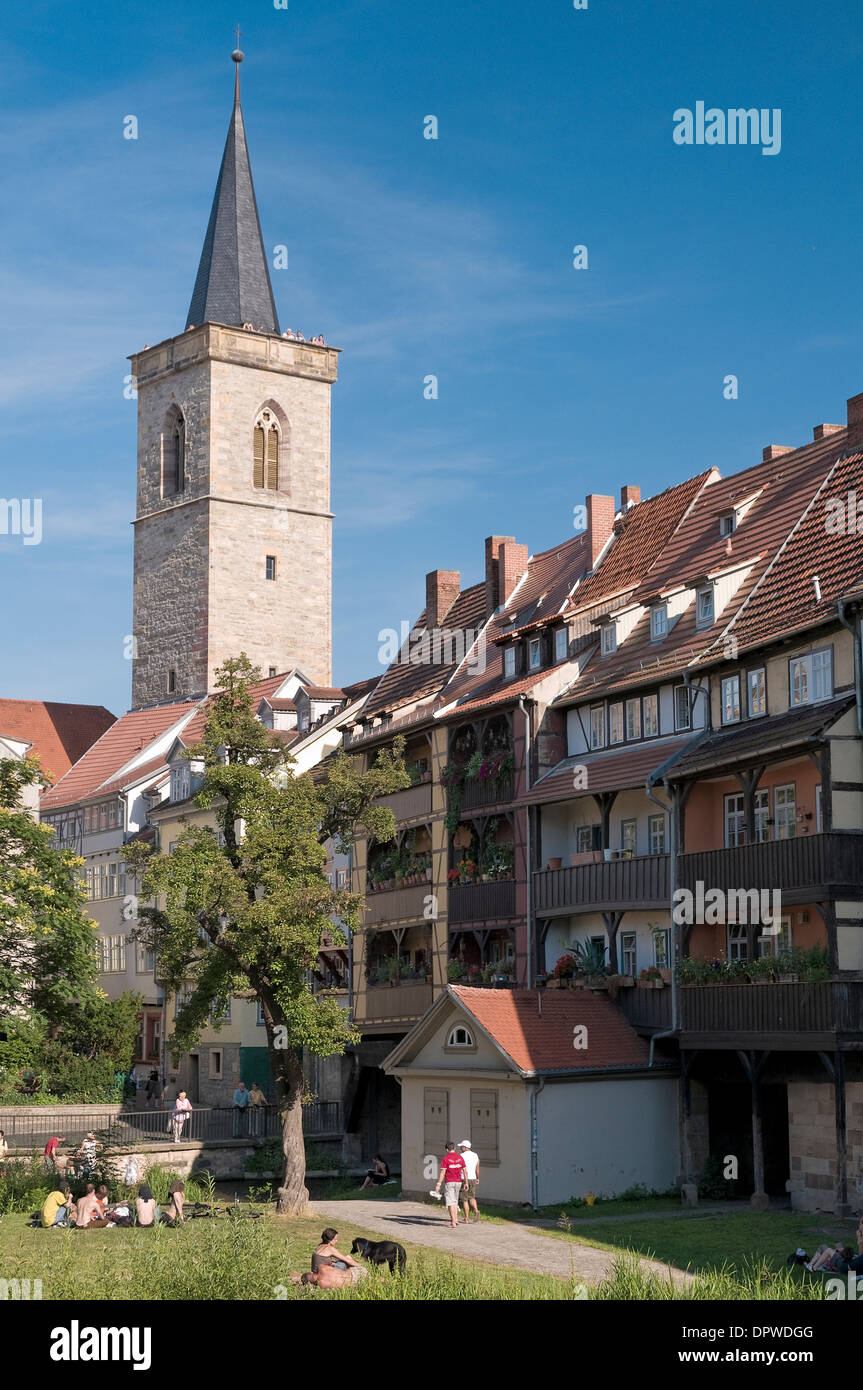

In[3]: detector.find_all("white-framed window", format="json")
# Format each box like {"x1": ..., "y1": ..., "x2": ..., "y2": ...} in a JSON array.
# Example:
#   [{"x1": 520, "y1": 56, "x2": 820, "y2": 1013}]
[
  {"x1": 171, "y1": 764, "x2": 191, "y2": 802},
  {"x1": 758, "y1": 914, "x2": 791, "y2": 958},
  {"x1": 721, "y1": 675, "x2": 741, "y2": 724},
  {"x1": 174, "y1": 986, "x2": 193, "y2": 1019},
  {"x1": 336, "y1": 868, "x2": 347, "y2": 889},
  {"x1": 135, "y1": 942, "x2": 155, "y2": 974},
  {"x1": 790, "y1": 648, "x2": 833, "y2": 706},
  {"x1": 257, "y1": 1000, "x2": 266, "y2": 1027},
  {"x1": 728, "y1": 924, "x2": 748, "y2": 962},
  {"x1": 775, "y1": 784, "x2": 796, "y2": 840},
  {"x1": 589, "y1": 705, "x2": 606, "y2": 750},
  {"x1": 576, "y1": 825, "x2": 600, "y2": 853},
  {"x1": 696, "y1": 588, "x2": 714, "y2": 627},
  {"x1": 719, "y1": 512, "x2": 736, "y2": 538},
  {"x1": 650, "y1": 605, "x2": 667, "y2": 640},
  {"x1": 621, "y1": 818, "x2": 637, "y2": 855},
  {"x1": 643, "y1": 692, "x2": 659, "y2": 738},
  {"x1": 447, "y1": 1025, "x2": 474, "y2": 1048},
  {"x1": 85, "y1": 862, "x2": 126, "y2": 901},
  {"x1": 754, "y1": 788, "x2": 770, "y2": 843},
  {"x1": 653, "y1": 928, "x2": 671, "y2": 968},
  {"x1": 674, "y1": 685, "x2": 691, "y2": 732},
  {"x1": 529, "y1": 638, "x2": 542, "y2": 670},
  {"x1": 554, "y1": 628, "x2": 568, "y2": 662},
  {"x1": 609, "y1": 702, "x2": 624, "y2": 744},
  {"x1": 648, "y1": 814, "x2": 666, "y2": 854},
  {"x1": 625, "y1": 698, "x2": 641, "y2": 741},
  {"x1": 210, "y1": 998, "x2": 231, "y2": 1024},
  {"x1": 504, "y1": 647, "x2": 516, "y2": 679},
  {"x1": 621, "y1": 932, "x2": 637, "y2": 976},
  {"x1": 601, "y1": 624, "x2": 616, "y2": 656},
  {"x1": 724, "y1": 793, "x2": 745, "y2": 848},
  {"x1": 99, "y1": 935, "x2": 127, "y2": 974},
  {"x1": 748, "y1": 668, "x2": 766, "y2": 717}
]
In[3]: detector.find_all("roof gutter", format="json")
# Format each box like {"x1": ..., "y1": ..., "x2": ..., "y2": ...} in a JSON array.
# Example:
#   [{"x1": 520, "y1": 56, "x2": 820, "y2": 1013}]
[{"x1": 837, "y1": 598, "x2": 863, "y2": 737}]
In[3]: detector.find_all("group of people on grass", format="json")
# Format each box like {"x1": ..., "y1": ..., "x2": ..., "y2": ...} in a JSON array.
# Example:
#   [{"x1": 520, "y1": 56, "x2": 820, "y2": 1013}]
[
  {"x1": 799, "y1": 1217, "x2": 863, "y2": 1274},
  {"x1": 40, "y1": 1179, "x2": 186, "y2": 1229}
]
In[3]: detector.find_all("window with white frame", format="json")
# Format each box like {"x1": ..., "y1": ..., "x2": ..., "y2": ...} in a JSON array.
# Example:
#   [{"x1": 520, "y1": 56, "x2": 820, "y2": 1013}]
[
  {"x1": 589, "y1": 705, "x2": 606, "y2": 749},
  {"x1": 621, "y1": 818, "x2": 637, "y2": 855},
  {"x1": 601, "y1": 624, "x2": 616, "y2": 656},
  {"x1": 257, "y1": 1000, "x2": 266, "y2": 1026},
  {"x1": 210, "y1": 997, "x2": 231, "y2": 1024},
  {"x1": 745, "y1": 667, "x2": 765, "y2": 717},
  {"x1": 174, "y1": 986, "x2": 193, "y2": 1019},
  {"x1": 724, "y1": 793, "x2": 745, "y2": 848},
  {"x1": 674, "y1": 685, "x2": 691, "y2": 731},
  {"x1": 789, "y1": 648, "x2": 833, "y2": 706},
  {"x1": 528, "y1": 638, "x2": 542, "y2": 670},
  {"x1": 447, "y1": 1025, "x2": 475, "y2": 1048},
  {"x1": 621, "y1": 932, "x2": 637, "y2": 976},
  {"x1": 721, "y1": 675, "x2": 741, "y2": 724},
  {"x1": 99, "y1": 934, "x2": 127, "y2": 974},
  {"x1": 554, "y1": 628, "x2": 568, "y2": 662},
  {"x1": 754, "y1": 788, "x2": 770, "y2": 842},
  {"x1": 135, "y1": 942, "x2": 155, "y2": 974},
  {"x1": 728, "y1": 923, "x2": 748, "y2": 962},
  {"x1": 504, "y1": 647, "x2": 516, "y2": 679},
  {"x1": 171, "y1": 764, "x2": 191, "y2": 802},
  {"x1": 625, "y1": 698, "x2": 641, "y2": 741},
  {"x1": 696, "y1": 588, "x2": 714, "y2": 627},
  {"x1": 650, "y1": 605, "x2": 667, "y2": 640},
  {"x1": 719, "y1": 512, "x2": 736, "y2": 538},
  {"x1": 774, "y1": 784, "x2": 796, "y2": 840},
  {"x1": 648, "y1": 814, "x2": 666, "y2": 854},
  {"x1": 653, "y1": 928, "x2": 671, "y2": 968},
  {"x1": 609, "y1": 702, "x2": 624, "y2": 744},
  {"x1": 758, "y1": 914, "x2": 791, "y2": 958},
  {"x1": 576, "y1": 825, "x2": 601, "y2": 853},
  {"x1": 643, "y1": 692, "x2": 659, "y2": 737}
]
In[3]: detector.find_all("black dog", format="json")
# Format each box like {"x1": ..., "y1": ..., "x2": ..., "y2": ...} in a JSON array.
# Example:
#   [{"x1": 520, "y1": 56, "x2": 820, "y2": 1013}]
[{"x1": 350, "y1": 1236, "x2": 407, "y2": 1273}]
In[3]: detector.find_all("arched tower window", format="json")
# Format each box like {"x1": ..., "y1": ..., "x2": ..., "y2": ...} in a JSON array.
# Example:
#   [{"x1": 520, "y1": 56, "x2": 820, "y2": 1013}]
[
  {"x1": 253, "y1": 410, "x2": 280, "y2": 490},
  {"x1": 163, "y1": 409, "x2": 185, "y2": 497}
]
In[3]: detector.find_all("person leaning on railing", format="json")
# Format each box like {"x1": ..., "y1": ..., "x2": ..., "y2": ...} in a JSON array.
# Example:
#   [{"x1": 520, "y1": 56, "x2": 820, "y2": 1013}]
[{"x1": 248, "y1": 1081, "x2": 268, "y2": 1135}]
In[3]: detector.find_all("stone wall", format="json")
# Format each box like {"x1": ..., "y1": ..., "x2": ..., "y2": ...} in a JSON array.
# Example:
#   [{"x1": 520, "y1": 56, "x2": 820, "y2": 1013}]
[{"x1": 787, "y1": 1080, "x2": 863, "y2": 1212}]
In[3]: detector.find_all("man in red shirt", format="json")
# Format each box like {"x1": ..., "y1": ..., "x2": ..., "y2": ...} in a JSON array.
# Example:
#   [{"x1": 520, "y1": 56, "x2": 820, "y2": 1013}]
[
  {"x1": 434, "y1": 1142, "x2": 466, "y2": 1229},
  {"x1": 44, "y1": 1135, "x2": 66, "y2": 1173}
]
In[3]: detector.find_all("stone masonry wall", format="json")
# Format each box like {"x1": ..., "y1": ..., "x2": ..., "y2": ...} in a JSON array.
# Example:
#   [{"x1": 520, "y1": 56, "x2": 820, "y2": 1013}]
[{"x1": 788, "y1": 1080, "x2": 863, "y2": 1212}]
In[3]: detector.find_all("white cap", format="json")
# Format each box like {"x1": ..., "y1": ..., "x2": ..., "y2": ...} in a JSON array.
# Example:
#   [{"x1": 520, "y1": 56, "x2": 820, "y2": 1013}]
[{"x1": 457, "y1": 1139, "x2": 471, "y2": 1149}]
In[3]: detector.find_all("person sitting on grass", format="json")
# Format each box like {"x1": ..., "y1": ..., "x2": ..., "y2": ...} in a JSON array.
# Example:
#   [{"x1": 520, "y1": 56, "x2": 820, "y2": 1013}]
[
  {"x1": 290, "y1": 1228, "x2": 367, "y2": 1287},
  {"x1": 135, "y1": 1184, "x2": 158, "y2": 1227},
  {"x1": 806, "y1": 1243, "x2": 855, "y2": 1273},
  {"x1": 41, "y1": 1183, "x2": 76, "y2": 1228},
  {"x1": 359, "y1": 1154, "x2": 389, "y2": 1190},
  {"x1": 75, "y1": 1183, "x2": 112, "y2": 1229},
  {"x1": 161, "y1": 1179, "x2": 186, "y2": 1225}
]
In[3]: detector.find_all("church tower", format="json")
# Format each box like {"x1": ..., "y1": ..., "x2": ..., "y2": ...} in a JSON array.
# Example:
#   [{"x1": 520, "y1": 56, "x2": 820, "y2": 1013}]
[{"x1": 130, "y1": 47, "x2": 336, "y2": 708}]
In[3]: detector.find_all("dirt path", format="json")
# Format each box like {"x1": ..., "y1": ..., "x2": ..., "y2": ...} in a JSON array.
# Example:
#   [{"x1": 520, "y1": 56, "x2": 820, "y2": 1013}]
[{"x1": 312, "y1": 1197, "x2": 691, "y2": 1288}]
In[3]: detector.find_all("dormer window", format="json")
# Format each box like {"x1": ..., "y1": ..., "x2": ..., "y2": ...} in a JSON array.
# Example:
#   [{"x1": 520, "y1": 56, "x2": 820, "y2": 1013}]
[
  {"x1": 696, "y1": 588, "x2": 714, "y2": 627},
  {"x1": 650, "y1": 605, "x2": 667, "y2": 640},
  {"x1": 601, "y1": 624, "x2": 616, "y2": 656},
  {"x1": 447, "y1": 1024, "x2": 474, "y2": 1048},
  {"x1": 528, "y1": 638, "x2": 542, "y2": 670},
  {"x1": 170, "y1": 764, "x2": 191, "y2": 803},
  {"x1": 504, "y1": 646, "x2": 517, "y2": 679},
  {"x1": 554, "y1": 628, "x2": 568, "y2": 662},
  {"x1": 719, "y1": 512, "x2": 736, "y2": 538}
]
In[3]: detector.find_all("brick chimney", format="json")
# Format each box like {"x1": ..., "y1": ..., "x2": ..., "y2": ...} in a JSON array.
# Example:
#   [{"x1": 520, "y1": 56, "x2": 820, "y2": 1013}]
[
  {"x1": 813, "y1": 423, "x2": 843, "y2": 440},
  {"x1": 585, "y1": 494, "x2": 615, "y2": 569},
  {"x1": 762, "y1": 444, "x2": 794, "y2": 463},
  {"x1": 425, "y1": 569, "x2": 460, "y2": 628},
  {"x1": 620, "y1": 484, "x2": 641, "y2": 510},
  {"x1": 499, "y1": 540, "x2": 528, "y2": 606},
  {"x1": 847, "y1": 393, "x2": 863, "y2": 449}
]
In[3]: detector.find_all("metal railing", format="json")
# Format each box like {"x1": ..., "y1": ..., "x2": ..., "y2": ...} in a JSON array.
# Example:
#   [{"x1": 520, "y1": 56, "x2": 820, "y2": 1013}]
[{"x1": 0, "y1": 1101, "x2": 341, "y2": 1149}]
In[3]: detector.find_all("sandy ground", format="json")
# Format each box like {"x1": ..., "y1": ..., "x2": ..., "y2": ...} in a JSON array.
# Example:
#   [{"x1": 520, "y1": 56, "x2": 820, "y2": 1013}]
[{"x1": 311, "y1": 1196, "x2": 691, "y2": 1288}]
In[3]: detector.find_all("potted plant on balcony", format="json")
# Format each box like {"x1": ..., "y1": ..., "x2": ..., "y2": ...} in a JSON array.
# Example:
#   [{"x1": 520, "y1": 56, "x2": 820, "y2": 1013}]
[
  {"x1": 549, "y1": 953, "x2": 577, "y2": 989},
  {"x1": 638, "y1": 966, "x2": 664, "y2": 989},
  {"x1": 573, "y1": 939, "x2": 609, "y2": 990},
  {"x1": 447, "y1": 958, "x2": 467, "y2": 983}
]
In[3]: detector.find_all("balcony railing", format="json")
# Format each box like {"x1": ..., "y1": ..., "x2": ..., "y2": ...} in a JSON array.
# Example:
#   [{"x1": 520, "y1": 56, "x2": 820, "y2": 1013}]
[
  {"x1": 534, "y1": 855, "x2": 670, "y2": 916},
  {"x1": 678, "y1": 832, "x2": 863, "y2": 902},
  {"x1": 375, "y1": 782, "x2": 432, "y2": 821},
  {"x1": 459, "y1": 776, "x2": 514, "y2": 813},
  {"x1": 363, "y1": 882, "x2": 430, "y2": 926},
  {"x1": 449, "y1": 878, "x2": 516, "y2": 924},
  {"x1": 616, "y1": 979, "x2": 863, "y2": 1048},
  {"x1": 354, "y1": 981, "x2": 433, "y2": 1024}
]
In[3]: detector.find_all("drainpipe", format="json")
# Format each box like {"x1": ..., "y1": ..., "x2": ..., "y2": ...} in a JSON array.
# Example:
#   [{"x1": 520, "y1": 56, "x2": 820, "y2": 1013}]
[
  {"x1": 529, "y1": 1075, "x2": 546, "y2": 1208},
  {"x1": 645, "y1": 776, "x2": 678, "y2": 1066},
  {"x1": 838, "y1": 599, "x2": 863, "y2": 736},
  {"x1": 517, "y1": 696, "x2": 533, "y2": 987}
]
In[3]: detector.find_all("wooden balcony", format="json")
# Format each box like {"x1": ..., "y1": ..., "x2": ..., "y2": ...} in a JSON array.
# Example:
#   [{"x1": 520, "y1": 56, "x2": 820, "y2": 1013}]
[
  {"x1": 678, "y1": 832, "x2": 863, "y2": 904},
  {"x1": 363, "y1": 882, "x2": 430, "y2": 926},
  {"x1": 459, "y1": 776, "x2": 514, "y2": 813},
  {"x1": 375, "y1": 781, "x2": 432, "y2": 822},
  {"x1": 616, "y1": 980, "x2": 863, "y2": 1050},
  {"x1": 353, "y1": 981, "x2": 433, "y2": 1026},
  {"x1": 449, "y1": 878, "x2": 516, "y2": 924},
  {"x1": 534, "y1": 855, "x2": 670, "y2": 917}
]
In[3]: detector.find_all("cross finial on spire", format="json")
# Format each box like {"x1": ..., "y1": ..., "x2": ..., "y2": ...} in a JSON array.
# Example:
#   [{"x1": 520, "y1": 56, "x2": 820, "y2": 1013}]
[{"x1": 231, "y1": 26, "x2": 244, "y2": 105}]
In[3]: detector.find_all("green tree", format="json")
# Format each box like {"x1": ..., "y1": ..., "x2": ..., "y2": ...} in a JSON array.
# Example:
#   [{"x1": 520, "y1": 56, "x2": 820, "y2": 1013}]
[
  {"x1": 126, "y1": 655, "x2": 409, "y2": 1214},
  {"x1": 0, "y1": 755, "x2": 100, "y2": 1022}
]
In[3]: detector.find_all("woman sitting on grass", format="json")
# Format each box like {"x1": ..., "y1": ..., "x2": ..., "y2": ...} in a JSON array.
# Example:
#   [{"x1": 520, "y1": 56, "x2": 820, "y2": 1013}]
[
  {"x1": 359, "y1": 1155, "x2": 389, "y2": 1191},
  {"x1": 161, "y1": 1180, "x2": 186, "y2": 1225},
  {"x1": 290, "y1": 1228, "x2": 367, "y2": 1288},
  {"x1": 135, "y1": 1184, "x2": 158, "y2": 1227}
]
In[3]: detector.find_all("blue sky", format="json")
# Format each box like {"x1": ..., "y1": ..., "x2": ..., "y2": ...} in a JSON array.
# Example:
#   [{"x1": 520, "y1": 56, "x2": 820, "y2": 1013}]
[{"x1": 1, "y1": 0, "x2": 862, "y2": 714}]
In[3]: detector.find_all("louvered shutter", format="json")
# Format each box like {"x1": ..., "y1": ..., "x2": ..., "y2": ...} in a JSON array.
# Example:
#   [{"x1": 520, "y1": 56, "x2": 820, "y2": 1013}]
[
  {"x1": 253, "y1": 427, "x2": 265, "y2": 488},
  {"x1": 266, "y1": 426, "x2": 279, "y2": 490}
]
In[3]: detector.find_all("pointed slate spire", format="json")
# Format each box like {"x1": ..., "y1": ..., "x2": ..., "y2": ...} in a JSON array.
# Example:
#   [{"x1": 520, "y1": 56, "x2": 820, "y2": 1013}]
[{"x1": 186, "y1": 47, "x2": 280, "y2": 334}]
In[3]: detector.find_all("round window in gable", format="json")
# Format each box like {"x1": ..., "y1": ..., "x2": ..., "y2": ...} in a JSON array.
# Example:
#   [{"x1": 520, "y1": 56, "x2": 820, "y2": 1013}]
[{"x1": 447, "y1": 1025, "x2": 474, "y2": 1048}]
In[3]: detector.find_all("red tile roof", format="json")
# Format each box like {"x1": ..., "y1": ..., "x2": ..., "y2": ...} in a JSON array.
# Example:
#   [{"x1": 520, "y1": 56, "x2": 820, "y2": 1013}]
[
  {"x1": 265, "y1": 698, "x2": 296, "y2": 711},
  {"x1": 362, "y1": 582, "x2": 489, "y2": 718},
  {"x1": 0, "y1": 699, "x2": 116, "y2": 786},
  {"x1": 303, "y1": 686, "x2": 345, "y2": 700},
  {"x1": 450, "y1": 986, "x2": 653, "y2": 1074},
  {"x1": 40, "y1": 702, "x2": 200, "y2": 809},
  {"x1": 523, "y1": 735, "x2": 694, "y2": 804}
]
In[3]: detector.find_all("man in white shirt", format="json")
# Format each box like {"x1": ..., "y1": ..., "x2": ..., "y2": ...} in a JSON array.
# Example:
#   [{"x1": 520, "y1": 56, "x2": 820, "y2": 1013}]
[{"x1": 458, "y1": 1139, "x2": 481, "y2": 1223}]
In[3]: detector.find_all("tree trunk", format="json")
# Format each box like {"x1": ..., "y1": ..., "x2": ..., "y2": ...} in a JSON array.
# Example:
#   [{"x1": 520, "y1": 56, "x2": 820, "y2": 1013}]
[{"x1": 273, "y1": 1041, "x2": 309, "y2": 1215}]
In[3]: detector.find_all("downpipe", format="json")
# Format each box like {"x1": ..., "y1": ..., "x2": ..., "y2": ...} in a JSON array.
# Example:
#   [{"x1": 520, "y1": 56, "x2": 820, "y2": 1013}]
[
  {"x1": 530, "y1": 1075, "x2": 546, "y2": 1208},
  {"x1": 518, "y1": 695, "x2": 533, "y2": 987},
  {"x1": 645, "y1": 776, "x2": 678, "y2": 1066}
]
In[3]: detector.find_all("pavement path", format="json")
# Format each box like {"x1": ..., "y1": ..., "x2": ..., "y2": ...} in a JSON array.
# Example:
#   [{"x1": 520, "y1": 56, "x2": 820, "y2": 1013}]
[{"x1": 312, "y1": 1197, "x2": 691, "y2": 1288}]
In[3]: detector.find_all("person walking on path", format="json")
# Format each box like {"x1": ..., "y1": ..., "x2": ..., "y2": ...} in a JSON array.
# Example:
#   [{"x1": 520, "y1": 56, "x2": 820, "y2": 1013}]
[
  {"x1": 458, "y1": 1139, "x2": 481, "y2": 1223},
  {"x1": 248, "y1": 1081, "x2": 267, "y2": 1136},
  {"x1": 145, "y1": 1069, "x2": 160, "y2": 1103},
  {"x1": 232, "y1": 1081, "x2": 250, "y2": 1136},
  {"x1": 161, "y1": 1076, "x2": 179, "y2": 1112},
  {"x1": 171, "y1": 1090, "x2": 192, "y2": 1143},
  {"x1": 434, "y1": 1141, "x2": 466, "y2": 1229},
  {"x1": 44, "y1": 1134, "x2": 66, "y2": 1173}
]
